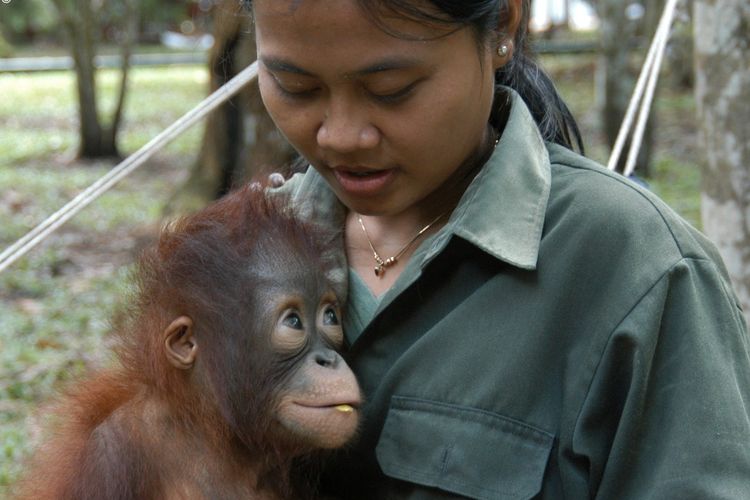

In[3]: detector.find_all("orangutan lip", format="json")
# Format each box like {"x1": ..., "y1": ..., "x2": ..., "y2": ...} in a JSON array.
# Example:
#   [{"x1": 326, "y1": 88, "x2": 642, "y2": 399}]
[{"x1": 293, "y1": 400, "x2": 361, "y2": 411}]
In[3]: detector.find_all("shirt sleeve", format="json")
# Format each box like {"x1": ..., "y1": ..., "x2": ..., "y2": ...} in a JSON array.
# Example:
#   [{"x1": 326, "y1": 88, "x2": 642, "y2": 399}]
[{"x1": 573, "y1": 257, "x2": 750, "y2": 499}]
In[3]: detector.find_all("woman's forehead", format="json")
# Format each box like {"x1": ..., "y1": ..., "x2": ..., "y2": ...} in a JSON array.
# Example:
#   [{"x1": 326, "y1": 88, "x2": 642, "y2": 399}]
[
  {"x1": 252, "y1": 2, "x2": 479, "y2": 78},
  {"x1": 252, "y1": 0, "x2": 453, "y2": 43}
]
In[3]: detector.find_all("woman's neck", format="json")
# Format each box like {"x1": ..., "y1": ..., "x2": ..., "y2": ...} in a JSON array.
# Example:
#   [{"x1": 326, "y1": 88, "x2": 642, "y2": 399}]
[
  {"x1": 345, "y1": 210, "x2": 448, "y2": 296},
  {"x1": 344, "y1": 126, "x2": 499, "y2": 296}
]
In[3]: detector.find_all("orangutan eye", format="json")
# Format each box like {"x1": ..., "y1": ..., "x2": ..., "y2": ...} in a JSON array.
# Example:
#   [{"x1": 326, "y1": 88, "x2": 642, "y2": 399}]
[
  {"x1": 323, "y1": 307, "x2": 339, "y2": 326},
  {"x1": 282, "y1": 312, "x2": 303, "y2": 330}
]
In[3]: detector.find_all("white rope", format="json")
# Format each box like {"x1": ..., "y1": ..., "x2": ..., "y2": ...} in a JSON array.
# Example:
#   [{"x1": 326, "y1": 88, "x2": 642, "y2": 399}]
[
  {"x1": 0, "y1": 61, "x2": 259, "y2": 274},
  {"x1": 607, "y1": 0, "x2": 681, "y2": 175},
  {"x1": 623, "y1": 0, "x2": 681, "y2": 177}
]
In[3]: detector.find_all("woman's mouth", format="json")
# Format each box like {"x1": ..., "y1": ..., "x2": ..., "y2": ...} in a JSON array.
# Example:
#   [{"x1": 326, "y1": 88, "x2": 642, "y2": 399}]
[{"x1": 332, "y1": 167, "x2": 395, "y2": 197}]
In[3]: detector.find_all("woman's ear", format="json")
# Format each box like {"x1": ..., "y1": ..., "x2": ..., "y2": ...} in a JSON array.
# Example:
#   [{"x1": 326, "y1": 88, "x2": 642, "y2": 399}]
[
  {"x1": 493, "y1": 0, "x2": 524, "y2": 69},
  {"x1": 164, "y1": 316, "x2": 198, "y2": 370}
]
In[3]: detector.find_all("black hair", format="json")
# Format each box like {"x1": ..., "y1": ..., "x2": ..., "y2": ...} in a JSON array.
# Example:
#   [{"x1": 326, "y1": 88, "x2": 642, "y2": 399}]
[{"x1": 241, "y1": 0, "x2": 584, "y2": 153}]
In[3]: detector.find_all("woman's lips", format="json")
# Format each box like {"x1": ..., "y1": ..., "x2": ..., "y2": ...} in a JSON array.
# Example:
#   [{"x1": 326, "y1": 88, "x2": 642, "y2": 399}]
[{"x1": 332, "y1": 167, "x2": 395, "y2": 197}]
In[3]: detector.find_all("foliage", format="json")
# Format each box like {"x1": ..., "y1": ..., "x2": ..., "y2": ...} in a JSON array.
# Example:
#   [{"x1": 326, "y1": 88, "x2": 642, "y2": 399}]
[
  {"x1": 0, "y1": 0, "x2": 57, "y2": 43},
  {"x1": 0, "y1": 0, "x2": 205, "y2": 44},
  {"x1": 0, "y1": 65, "x2": 207, "y2": 493},
  {"x1": 0, "y1": 33, "x2": 12, "y2": 58},
  {"x1": 139, "y1": 0, "x2": 208, "y2": 35}
]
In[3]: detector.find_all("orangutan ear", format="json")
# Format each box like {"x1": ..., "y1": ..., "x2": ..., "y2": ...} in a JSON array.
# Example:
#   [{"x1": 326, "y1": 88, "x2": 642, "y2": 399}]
[{"x1": 164, "y1": 316, "x2": 197, "y2": 370}]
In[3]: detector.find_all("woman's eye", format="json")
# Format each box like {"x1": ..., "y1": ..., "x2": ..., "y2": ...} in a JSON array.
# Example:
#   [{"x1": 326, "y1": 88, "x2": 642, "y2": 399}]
[
  {"x1": 323, "y1": 307, "x2": 339, "y2": 325},
  {"x1": 272, "y1": 75, "x2": 318, "y2": 99},
  {"x1": 282, "y1": 312, "x2": 303, "y2": 330},
  {"x1": 369, "y1": 82, "x2": 418, "y2": 104},
  {"x1": 278, "y1": 85, "x2": 318, "y2": 99}
]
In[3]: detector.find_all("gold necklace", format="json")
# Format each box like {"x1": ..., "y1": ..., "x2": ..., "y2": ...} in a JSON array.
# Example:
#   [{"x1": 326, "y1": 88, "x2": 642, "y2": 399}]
[
  {"x1": 355, "y1": 129, "x2": 497, "y2": 278},
  {"x1": 356, "y1": 212, "x2": 448, "y2": 278}
]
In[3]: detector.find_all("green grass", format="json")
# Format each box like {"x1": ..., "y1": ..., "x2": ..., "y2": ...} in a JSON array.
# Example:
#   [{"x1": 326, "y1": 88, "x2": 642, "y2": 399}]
[
  {"x1": 0, "y1": 64, "x2": 207, "y2": 493},
  {"x1": 648, "y1": 157, "x2": 703, "y2": 227}
]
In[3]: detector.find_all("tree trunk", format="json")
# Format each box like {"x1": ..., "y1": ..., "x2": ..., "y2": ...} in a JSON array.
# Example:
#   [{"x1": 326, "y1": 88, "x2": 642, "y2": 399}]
[
  {"x1": 52, "y1": 0, "x2": 135, "y2": 159},
  {"x1": 694, "y1": 0, "x2": 750, "y2": 323},
  {"x1": 666, "y1": 2, "x2": 694, "y2": 90},
  {"x1": 165, "y1": 0, "x2": 294, "y2": 215},
  {"x1": 71, "y1": 0, "x2": 107, "y2": 157},
  {"x1": 596, "y1": 0, "x2": 655, "y2": 176},
  {"x1": 105, "y1": 0, "x2": 137, "y2": 152}
]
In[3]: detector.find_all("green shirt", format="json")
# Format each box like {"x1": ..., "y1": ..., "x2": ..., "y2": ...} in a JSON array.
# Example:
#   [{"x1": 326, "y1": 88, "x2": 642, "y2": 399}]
[{"x1": 276, "y1": 91, "x2": 750, "y2": 499}]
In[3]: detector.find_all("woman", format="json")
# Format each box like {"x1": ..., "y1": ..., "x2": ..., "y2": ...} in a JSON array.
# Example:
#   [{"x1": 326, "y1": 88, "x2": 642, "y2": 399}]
[{"x1": 247, "y1": 0, "x2": 750, "y2": 497}]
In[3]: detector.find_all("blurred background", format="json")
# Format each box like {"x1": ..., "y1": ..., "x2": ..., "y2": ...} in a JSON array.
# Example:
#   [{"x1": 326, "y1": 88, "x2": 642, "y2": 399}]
[{"x1": 0, "y1": 0, "x2": 747, "y2": 493}]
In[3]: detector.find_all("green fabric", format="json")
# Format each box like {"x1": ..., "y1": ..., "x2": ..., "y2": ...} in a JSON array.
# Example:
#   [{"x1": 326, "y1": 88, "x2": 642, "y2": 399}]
[
  {"x1": 274, "y1": 91, "x2": 750, "y2": 499},
  {"x1": 346, "y1": 269, "x2": 380, "y2": 333}
]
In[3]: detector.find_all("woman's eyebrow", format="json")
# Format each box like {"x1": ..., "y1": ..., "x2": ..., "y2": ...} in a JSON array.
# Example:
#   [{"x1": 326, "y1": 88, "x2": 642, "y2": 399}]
[
  {"x1": 260, "y1": 57, "x2": 312, "y2": 75},
  {"x1": 348, "y1": 57, "x2": 422, "y2": 76},
  {"x1": 260, "y1": 56, "x2": 422, "y2": 77}
]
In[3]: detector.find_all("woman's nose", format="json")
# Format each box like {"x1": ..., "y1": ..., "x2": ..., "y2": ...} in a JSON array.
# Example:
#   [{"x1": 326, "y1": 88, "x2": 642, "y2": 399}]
[{"x1": 316, "y1": 100, "x2": 380, "y2": 153}]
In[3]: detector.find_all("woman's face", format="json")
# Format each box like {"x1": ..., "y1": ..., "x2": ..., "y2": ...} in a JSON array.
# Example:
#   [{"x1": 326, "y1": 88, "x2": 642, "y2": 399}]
[{"x1": 254, "y1": 0, "x2": 498, "y2": 217}]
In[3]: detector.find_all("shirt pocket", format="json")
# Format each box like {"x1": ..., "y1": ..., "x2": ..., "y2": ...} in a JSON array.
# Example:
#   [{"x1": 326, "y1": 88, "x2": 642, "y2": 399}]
[{"x1": 375, "y1": 396, "x2": 554, "y2": 500}]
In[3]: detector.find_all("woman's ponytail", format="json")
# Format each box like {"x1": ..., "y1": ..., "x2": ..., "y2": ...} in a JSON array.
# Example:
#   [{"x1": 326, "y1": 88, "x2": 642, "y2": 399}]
[{"x1": 495, "y1": 48, "x2": 585, "y2": 153}]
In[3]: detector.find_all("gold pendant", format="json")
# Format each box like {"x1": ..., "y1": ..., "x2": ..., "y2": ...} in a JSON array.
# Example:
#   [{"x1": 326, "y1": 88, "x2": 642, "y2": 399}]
[
  {"x1": 358, "y1": 211, "x2": 448, "y2": 281},
  {"x1": 373, "y1": 256, "x2": 398, "y2": 278}
]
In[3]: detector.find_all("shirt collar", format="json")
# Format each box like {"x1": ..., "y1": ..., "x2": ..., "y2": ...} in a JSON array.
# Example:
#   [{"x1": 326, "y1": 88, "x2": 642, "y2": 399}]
[
  {"x1": 290, "y1": 88, "x2": 551, "y2": 272},
  {"x1": 285, "y1": 165, "x2": 346, "y2": 229},
  {"x1": 446, "y1": 89, "x2": 551, "y2": 270}
]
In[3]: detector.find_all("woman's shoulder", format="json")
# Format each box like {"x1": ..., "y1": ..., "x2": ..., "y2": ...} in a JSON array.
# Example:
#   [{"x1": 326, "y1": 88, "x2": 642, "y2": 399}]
[
  {"x1": 540, "y1": 144, "x2": 742, "y2": 332},
  {"x1": 268, "y1": 168, "x2": 346, "y2": 230},
  {"x1": 268, "y1": 169, "x2": 313, "y2": 201},
  {"x1": 544, "y1": 143, "x2": 722, "y2": 267}
]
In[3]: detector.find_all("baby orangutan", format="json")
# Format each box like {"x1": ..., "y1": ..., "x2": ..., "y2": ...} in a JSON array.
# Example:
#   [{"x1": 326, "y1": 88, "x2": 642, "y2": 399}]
[{"x1": 15, "y1": 184, "x2": 361, "y2": 499}]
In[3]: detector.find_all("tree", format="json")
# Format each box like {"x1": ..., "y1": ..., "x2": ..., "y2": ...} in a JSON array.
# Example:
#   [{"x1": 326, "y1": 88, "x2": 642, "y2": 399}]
[
  {"x1": 694, "y1": 0, "x2": 750, "y2": 324},
  {"x1": 596, "y1": 0, "x2": 657, "y2": 176},
  {"x1": 0, "y1": 0, "x2": 57, "y2": 47},
  {"x1": 0, "y1": 32, "x2": 11, "y2": 58},
  {"x1": 51, "y1": 0, "x2": 138, "y2": 159},
  {"x1": 166, "y1": 0, "x2": 294, "y2": 214}
]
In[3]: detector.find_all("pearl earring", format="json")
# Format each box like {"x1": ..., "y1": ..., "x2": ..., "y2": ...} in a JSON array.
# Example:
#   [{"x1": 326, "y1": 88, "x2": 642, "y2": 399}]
[{"x1": 497, "y1": 44, "x2": 509, "y2": 57}]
